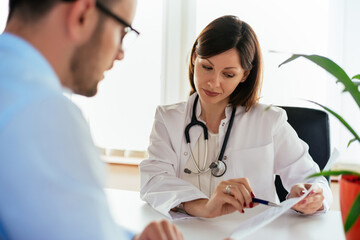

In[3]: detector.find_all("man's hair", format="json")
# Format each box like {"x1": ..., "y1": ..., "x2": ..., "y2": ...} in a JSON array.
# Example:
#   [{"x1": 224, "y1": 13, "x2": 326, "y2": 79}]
[
  {"x1": 8, "y1": 0, "x2": 117, "y2": 22},
  {"x1": 8, "y1": 0, "x2": 61, "y2": 22}
]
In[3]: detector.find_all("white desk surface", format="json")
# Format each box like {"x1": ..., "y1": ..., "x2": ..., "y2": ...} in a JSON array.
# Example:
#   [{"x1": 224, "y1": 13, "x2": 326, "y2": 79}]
[{"x1": 105, "y1": 189, "x2": 345, "y2": 240}]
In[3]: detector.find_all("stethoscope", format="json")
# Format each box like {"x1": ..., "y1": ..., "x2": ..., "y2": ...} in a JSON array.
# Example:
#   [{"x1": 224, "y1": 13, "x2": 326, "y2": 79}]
[{"x1": 184, "y1": 95, "x2": 236, "y2": 177}]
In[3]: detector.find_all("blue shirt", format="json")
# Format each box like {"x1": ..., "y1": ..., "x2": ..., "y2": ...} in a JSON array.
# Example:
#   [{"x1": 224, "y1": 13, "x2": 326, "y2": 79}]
[{"x1": 0, "y1": 33, "x2": 134, "y2": 240}]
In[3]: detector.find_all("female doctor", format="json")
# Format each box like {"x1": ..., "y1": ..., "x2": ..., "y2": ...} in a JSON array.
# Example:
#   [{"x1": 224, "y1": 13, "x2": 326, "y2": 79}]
[{"x1": 140, "y1": 15, "x2": 332, "y2": 219}]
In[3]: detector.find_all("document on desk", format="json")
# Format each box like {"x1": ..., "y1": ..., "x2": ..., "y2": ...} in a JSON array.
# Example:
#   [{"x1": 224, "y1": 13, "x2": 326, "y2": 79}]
[
  {"x1": 230, "y1": 148, "x2": 339, "y2": 239},
  {"x1": 229, "y1": 185, "x2": 313, "y2": 239}
]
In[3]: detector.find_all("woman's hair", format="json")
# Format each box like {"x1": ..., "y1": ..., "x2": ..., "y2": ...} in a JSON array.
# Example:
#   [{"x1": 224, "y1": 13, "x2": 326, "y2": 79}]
[{"x1": 188, "y1": 15, "x2": 263, "y2": 111}]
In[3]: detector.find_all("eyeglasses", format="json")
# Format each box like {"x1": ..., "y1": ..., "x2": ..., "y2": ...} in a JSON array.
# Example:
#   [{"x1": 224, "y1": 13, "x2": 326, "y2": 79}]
[
  {"x1": 62, "y1": 0, "x2": 140, "y2": 51},
  {"x1": 95, "y1": 2, "x2": 140, "y2": 51}
]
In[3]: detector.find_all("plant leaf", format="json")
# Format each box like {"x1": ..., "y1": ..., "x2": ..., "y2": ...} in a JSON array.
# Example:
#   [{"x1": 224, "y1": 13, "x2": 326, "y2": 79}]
[
  {"x1": 308, "y1": 100, "x2": 360, "y2": 144},
  {"x1": 352, "y1": 74, "x2": 360, "y2": 80},
  {"x1": 347, "y1": 138, "x2": 357, "y2": 148},
  {"x1": 344, "y1": 193, "x2": 360, "y2": 232},
  {"x1": 307, "y1": 170, "x2": 360, "y2": 179},
  {"x1": 279, "y1": 54, "x2": 360, "y2": 109},
  {"x1": 278, "y1": 55, "x2": 301, "y2": 67}
]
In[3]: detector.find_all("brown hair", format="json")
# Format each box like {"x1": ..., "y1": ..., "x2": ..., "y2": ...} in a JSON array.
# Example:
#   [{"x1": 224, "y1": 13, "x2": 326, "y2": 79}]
[
  {"x1": 8, "y1": 0, "x2": 60, "y2": 21},
  {"x1": 188, "y1": 15, "x2": 263, "y2": 111},
  {"x1": 8, "y1": 0, "x2": 116, "y2": 22}
]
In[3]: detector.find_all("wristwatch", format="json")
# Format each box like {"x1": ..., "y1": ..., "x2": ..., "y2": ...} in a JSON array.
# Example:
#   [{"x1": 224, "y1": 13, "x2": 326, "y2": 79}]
[{"x1": 173, "y1": 203, "x2": 187, "y2": 214}]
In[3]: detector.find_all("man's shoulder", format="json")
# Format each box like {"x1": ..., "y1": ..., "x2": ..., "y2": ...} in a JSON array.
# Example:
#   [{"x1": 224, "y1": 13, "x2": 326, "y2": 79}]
[{"x1": 0, "y1": 84, "x2": 83, "y2": 132}]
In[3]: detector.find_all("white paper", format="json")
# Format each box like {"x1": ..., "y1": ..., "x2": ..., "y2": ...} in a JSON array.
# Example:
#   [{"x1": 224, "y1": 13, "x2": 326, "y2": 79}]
[
  {"x1": 323, "y1": 148, "x2": 340, "y2": 171},
  {"x1": 229, "y1": 185, "x2": 314, "y2": 239},
  {"x1": 229, "y1": 148, "x2": 339, "y2": 239}
]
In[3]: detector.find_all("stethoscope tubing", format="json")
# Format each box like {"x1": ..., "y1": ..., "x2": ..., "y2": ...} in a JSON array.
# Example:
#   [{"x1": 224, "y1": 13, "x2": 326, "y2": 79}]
[
  {"x1": 187, "y1": 141, "x2": 208, "y2": 173},
  {"x1": 184, "y1": 95, "x2": 235, "y2": 177}
]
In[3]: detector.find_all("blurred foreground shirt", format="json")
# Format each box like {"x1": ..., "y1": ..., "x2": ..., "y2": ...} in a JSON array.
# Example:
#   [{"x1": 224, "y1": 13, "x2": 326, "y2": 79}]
[{"x1": 0, "y1": 33, "x2": 134, "y2": 240}]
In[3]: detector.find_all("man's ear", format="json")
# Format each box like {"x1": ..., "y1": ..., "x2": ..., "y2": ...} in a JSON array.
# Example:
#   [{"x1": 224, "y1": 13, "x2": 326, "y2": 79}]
[{"x1": 66, "y1": 0, "x2": 98, "y2": 45}]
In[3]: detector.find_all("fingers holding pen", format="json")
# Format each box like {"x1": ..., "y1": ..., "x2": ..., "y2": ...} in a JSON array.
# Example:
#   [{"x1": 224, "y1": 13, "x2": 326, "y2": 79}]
[
  {"x1": 221, "y1": 178, "x2": 256, "y2": 211},
  {"x1": 227, "y1": 183, "x2": 250, "y2": 209},
  {"x1": 200, "y1": 178, "x2": 258, "y2": 218},
  {"x1": 221, "y1": 192, "x2": 245, "y2": 214},
  {"x1": 202, "y1": 187, "x2": 244, "y2": 217},
  {"x1": 184, "y1": 177, "x2": 258, "y2": 218}
]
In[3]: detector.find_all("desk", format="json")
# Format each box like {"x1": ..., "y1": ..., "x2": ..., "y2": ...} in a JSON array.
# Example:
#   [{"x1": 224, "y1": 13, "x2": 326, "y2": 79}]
[{"x1": 105, "y1": 189, "x2": 345, "y2": 240}]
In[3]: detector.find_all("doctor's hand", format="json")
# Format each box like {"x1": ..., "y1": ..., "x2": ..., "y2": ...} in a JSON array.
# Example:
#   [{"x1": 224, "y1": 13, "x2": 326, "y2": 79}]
[
  {"x1": 183, "y1": 178, "x2": 258, "y2": 218},
  {"x1": 133, "y1": 220, "x2": 183, "y2": 240},
  {"x1": 289, "y1": 183, "x2": 324, "y2": 215}
]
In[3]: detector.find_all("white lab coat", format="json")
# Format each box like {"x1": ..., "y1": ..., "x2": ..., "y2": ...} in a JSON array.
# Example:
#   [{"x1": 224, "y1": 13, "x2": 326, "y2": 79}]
[{"x1": 140, "y1": 93, "x2": 332, "y2": 219}]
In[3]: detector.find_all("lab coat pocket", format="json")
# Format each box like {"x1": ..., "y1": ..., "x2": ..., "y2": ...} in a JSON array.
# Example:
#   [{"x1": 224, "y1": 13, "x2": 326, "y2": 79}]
[{"x1": 225, "y1": 143, "x2": 274, "y2": 187}]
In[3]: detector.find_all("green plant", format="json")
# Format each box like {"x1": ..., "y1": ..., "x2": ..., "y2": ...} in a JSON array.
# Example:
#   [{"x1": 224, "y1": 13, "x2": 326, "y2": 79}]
[
  {"x1": 308, "y1": 170, "x2": 360, "y2": 232},
  {"x1": 279, "y1": 54, "x2": 360, "y2": 147},
  {"x1": 279, "y1": 54, "x2": 360, "y2": 233}
]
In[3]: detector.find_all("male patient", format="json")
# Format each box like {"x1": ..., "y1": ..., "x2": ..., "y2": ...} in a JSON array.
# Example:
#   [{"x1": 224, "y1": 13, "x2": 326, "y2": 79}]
[{"x1": 0, "y1": 0, "x2": 183, "y2": 239}]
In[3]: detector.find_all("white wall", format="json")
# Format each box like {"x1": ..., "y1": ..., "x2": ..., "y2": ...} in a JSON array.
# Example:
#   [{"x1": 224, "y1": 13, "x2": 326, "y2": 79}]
[
  {"x1": 335, "y1": 0, "x2": 360, "y2": 162},
  {"x1": 188, "y1": 0, "x2": 360, "y2": 163},
  {"x1": 0, "y1": 0, "x2": 8, "y2": 32},
  {"x1": 0, "y1": 0, "x2": 359, "y2": 162}
]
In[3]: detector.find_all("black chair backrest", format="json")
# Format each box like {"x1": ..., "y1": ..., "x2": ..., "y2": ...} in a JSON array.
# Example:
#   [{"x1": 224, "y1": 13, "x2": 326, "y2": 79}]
[{"x1": 275, "y1": 106, "x2": 330, "y2": 201}]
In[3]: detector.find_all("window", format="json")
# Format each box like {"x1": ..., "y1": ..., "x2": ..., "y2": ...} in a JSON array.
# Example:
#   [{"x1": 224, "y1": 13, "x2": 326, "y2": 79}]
[
  {"x1": 193, "y1": 0, "x2": 360, "y2": 163},
  {"x1": 1, "y1": 0, "x2": 359, "y2": 163},
  {"x1": 0, "y1": 1, "x2": 7, "y2": 32},
  {"x1": 71, "y1": 0, "x2": 163, "y2": 152}
]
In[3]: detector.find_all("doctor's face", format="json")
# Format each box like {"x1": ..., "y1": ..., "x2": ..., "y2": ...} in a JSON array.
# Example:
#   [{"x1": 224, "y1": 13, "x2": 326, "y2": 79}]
[{"x1": 193, "y1": 48, "x2": 248, "y2": 107}]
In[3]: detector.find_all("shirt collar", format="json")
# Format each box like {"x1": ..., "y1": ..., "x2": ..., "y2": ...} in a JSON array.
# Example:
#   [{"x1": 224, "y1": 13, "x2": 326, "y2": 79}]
[{"x1": 0, "y1": 32, "x2": 62, "y2": 92}]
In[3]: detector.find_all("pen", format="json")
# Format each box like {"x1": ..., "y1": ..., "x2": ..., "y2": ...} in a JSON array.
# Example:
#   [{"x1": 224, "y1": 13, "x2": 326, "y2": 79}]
[{"x1": 252, "y1": 197, "x2": 281, "y2": 207}]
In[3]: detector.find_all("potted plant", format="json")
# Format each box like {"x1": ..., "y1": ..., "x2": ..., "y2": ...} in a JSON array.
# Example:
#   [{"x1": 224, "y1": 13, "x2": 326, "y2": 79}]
[{"x1": 279, "y1": 54, "x2": 360, "y2": 240}]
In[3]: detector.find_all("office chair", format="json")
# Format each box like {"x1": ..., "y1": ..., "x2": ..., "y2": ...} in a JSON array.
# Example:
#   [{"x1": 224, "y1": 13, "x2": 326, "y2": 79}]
[{"x1": 275, "y1": 106, "x2": 330, "y2": 202}]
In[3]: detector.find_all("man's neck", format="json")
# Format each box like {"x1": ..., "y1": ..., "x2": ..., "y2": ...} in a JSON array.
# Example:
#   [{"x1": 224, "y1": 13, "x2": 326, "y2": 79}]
[{"x1": 5, "y1": 15, "x2": 74, "y2": 89}]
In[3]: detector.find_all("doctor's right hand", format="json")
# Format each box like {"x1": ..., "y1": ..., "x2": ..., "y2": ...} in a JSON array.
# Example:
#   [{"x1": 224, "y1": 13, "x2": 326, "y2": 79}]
[
  {"x1": 133, "y1": 220, "x2": 183, "y2": 240},
  {"x1": 183, "y1": 178, "x2": 258, "y2": 218}
]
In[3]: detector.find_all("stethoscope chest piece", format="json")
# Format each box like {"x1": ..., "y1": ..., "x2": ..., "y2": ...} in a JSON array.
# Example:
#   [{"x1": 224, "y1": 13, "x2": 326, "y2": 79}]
[{"x1": 210, "y1": 161, "x2": 227, "y2": 177}]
